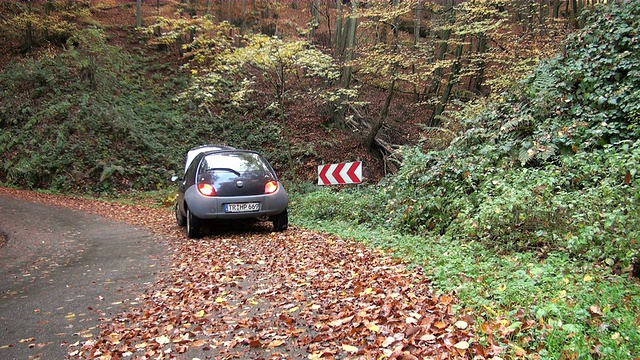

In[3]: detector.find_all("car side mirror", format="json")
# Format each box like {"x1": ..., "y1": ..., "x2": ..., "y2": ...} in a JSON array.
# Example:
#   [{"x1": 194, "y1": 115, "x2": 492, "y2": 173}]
[{"x1": 171, "y1": 175, "x2": 180, "y2": 182}]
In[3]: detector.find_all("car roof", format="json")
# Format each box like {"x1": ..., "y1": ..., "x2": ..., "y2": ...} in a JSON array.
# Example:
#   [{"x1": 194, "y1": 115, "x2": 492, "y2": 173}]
[{"x1": 184, "y1": 145, "x2": 234, "y2": 172}]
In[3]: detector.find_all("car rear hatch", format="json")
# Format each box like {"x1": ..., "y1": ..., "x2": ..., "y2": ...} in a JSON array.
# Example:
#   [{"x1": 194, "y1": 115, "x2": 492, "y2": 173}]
[{"x1": 198, "y1": 151, "x2": 277, "y2": 196}]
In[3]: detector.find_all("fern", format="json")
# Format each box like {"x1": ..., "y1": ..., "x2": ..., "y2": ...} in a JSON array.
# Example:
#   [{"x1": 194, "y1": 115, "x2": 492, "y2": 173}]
[
  {"x1": 518, "y1": 142, "x2": 558, "y2": 165},
  {"x1": 501, "y1": 114, "x2": 534, "y2": 135},
  {"x1": 99, "y1": 165, "x2": 124, "y2": 183},
  {"x1": 518, "y1": 147, "x2": 535, "y2": 165},
  {"x1": 538, "y1": 142, "x2": 558, "y2": 161},
  {"x1": 528, "y1": 65, "x2": 557, "y2": 102}
]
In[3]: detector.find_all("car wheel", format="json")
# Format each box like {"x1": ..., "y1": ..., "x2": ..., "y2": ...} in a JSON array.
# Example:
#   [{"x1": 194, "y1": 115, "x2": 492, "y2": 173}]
[
  {"x1": 272, "y1": 209, "x2": 288, "y2": 232},
  {"x1": 175, "y1": 203, "x2": 186, "y2": 227},
  {"x1": 186, "y1": 208, "x2": 201, "y2": 238}
]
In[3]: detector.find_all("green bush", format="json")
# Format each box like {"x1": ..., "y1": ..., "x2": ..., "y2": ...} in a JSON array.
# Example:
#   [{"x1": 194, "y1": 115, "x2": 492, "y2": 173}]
[
  {"x1": 301, "y1": 2, "x2": 640, "y2": 268},
  {"x1": 292, "y1": 7, "x2": 640, "y2": 357},
  {"x1": 0, "y1": 28, "x2": 186, "y2": 193}
]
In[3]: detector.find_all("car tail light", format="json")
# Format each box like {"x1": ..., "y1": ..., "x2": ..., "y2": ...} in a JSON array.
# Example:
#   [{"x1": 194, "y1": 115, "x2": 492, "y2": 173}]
[
  {"x1": 264, "y1": 180, "x2": 278, "y2": 194},
  {"x1": 198, "y1": 183, "x2": 216, "y2": 196}
]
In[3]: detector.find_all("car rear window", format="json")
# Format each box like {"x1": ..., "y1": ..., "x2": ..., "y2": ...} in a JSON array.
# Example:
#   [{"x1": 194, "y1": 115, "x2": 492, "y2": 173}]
[{"x1": 199, "y1": 152, "x2": 274, "y2": 177}]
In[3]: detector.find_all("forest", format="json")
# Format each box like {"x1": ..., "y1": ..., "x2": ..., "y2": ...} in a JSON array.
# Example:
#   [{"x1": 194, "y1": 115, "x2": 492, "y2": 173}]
[{"x1": 0, "y1": 0, "x2": 639, "y2": 358}]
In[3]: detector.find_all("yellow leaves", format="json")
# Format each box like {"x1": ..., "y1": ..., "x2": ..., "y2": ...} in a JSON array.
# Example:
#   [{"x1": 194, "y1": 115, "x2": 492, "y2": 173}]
[
  {"x1": 420, "y1": 333, "x2": 436, "y2": 342},
  {"x1": 329, "y1": 315, "x2": 354, "y2": 327},
  {"x1": 511, "y1": 344, "x2": 527, "y2": 357},
  {"x1": 611, "y1": 332, "x2": 622, "y2": 343},
  {"x1": 107, "y1": 332, "x2": 121, "y2": 345},
  {"x1": 454, "y1": 320, "x2": 469, "y2": 330},
  {"x1": 267, "y1": 339, "x2": 285, "y2": 348},
  {"x1": 583, "y1": 275, "x2": 594, "y2": 282},
  {"x1": 155, "y1": 335, "x2": 170, "y2": 345},
  {"x1": 341, "y1": 344, "x2": 359, "y2": 353},
  {"x1": 366, "y1": 322, "x2": 380, "y2": 333},
  {"x1": 588, "y1": 305, "x2": 603, "y2": 316}
]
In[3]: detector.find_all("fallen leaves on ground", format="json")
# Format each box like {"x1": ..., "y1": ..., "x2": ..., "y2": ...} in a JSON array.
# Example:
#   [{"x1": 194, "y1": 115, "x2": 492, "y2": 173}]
[{"x1": 1, "y1": 188, "x2": 492, "y2": 359}]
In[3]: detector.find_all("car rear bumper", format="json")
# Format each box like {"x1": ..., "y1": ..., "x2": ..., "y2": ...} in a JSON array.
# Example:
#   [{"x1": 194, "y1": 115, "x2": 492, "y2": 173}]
[{"x1": 184, "y1": 187, "x2": 288, "y2": 220}]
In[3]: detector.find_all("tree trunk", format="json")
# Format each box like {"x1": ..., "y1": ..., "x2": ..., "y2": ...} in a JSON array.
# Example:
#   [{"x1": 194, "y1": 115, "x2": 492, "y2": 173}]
[
  {"x1": 325, "y1": 1, "x2": 332, "y2": 49},
  {"x1": 240, "y1": 0, "x2": 247, "y2": 36},
  {"x1": 430, "y1": 37, "x2": 464, "y2": 126},
  {"x1": 309, "y1": 0, "x2": 320, "y2": 40},
  {"x1": 276, "y1": 66, "x2": 295, "y2": 181},
  {"x1": 328, "y1": 0, "x2": 352, "y2": 128},
  {"x1": 365, "y1": 75, "x2": 395, "y2": 151},
  {"x1": 341, "y1": 1, "x2": 358, "y2": 88},
  {"x1": 551, "y1": 0, "x2": 561, "y2": 22},
  {"x1": 22, "y1": 0, "x2": 33, "y2": 54},
  {"x1": 335, "y1": 0, "x2": 344, "y2": 59},
  {"x1": 469, "y1": 34, "x2": 488, "y2": 95},
  {"x1": 412, "y1": 1, "x2": 424, "y2": 102},
  {"x1": 136, "y1": 0, "x2": 142, "y2": 27},
  {"x1": 428, "y1": 0, "x2": 455, "y2": 96},
  {"x1": 364, "y1": 0, "x2": 400, "y2": 153}
]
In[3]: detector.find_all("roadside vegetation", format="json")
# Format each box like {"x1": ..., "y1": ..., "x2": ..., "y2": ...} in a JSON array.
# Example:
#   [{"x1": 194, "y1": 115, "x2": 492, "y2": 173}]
[
  {"x1": 1, "y1": 1, "x2": 638, "y2": 358},
  {"x1": 292, "y1": 4, "x2": 640, "y2": 358}
]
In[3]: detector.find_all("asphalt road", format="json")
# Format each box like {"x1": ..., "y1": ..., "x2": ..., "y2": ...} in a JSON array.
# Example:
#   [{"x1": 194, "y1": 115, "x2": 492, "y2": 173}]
[{"x1": 0, "y1": 194, "x2": 169, "y2": 360}]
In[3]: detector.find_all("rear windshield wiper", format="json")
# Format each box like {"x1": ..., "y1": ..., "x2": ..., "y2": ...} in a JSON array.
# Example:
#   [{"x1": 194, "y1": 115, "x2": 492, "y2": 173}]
[{"x1": 209, "y1": 168, "x2": 241, "y2": 176}]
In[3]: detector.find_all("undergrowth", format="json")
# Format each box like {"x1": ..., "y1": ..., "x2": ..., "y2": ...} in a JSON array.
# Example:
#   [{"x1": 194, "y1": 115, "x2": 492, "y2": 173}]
[
  {"x1": 0, "y1": 27, "x2": 287, "y2": 194},
  {"x1": 292, "y1": 3, "x2": 640, "y2": 358}
]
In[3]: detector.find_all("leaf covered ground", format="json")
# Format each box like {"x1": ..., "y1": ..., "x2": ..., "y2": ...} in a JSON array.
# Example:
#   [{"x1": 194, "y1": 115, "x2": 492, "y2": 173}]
[{"x1": 0, "y1": 187, "x2": 498, "y2": 359}]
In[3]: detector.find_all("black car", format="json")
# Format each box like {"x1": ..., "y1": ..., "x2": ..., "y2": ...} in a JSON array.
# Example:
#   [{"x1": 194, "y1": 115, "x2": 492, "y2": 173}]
[{"x1": 173, "y1": 145, "x2": 289, "y2": 238}]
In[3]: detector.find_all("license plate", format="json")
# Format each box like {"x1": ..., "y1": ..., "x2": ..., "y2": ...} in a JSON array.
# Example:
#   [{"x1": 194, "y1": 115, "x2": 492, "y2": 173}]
[{"x1": 225, "y1": 202, "x2": 260, "y2": 213}]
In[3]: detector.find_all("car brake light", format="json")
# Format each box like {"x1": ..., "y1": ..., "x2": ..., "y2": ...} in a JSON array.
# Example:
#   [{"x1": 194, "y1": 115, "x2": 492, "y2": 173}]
[
  {"x1": 198, "y1": 183, "x2": 216, "y2": 196},
  {"x1": 264, "y1": 180, "x2": 278, "y2": 194}
]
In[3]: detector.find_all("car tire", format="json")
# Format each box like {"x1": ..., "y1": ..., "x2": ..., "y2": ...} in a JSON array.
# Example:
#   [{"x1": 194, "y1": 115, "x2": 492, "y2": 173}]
[
  {"x1": 175, "y1": 203, "x2": 186, "y2": 227},
  {"x1": 272, "y1": 209, "x2": 288, "y2": 232},
  {"x1": 186, "y1": 208, "x2": 201, "y2": 238}
]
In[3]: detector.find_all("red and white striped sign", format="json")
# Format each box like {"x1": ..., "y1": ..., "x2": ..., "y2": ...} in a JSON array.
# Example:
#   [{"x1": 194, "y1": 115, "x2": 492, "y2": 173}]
[{"x1": 318, "y1": 161, "x2": 362, "y2": 185}]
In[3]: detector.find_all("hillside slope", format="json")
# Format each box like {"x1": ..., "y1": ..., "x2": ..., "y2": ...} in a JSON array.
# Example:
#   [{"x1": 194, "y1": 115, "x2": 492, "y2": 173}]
[
  {"x1": 293, "y1": 3, "x2": 640, "y2": 358},
  {"x1": 0, "y1": 1, "x2": 399, "y2": 192}
]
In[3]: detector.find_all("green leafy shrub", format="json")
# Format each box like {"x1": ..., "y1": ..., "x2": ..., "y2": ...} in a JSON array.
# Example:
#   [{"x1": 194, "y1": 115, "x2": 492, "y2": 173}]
[
  {"x1": 0, "y1": 28, "x2": 187, "y2": 193},
  {"x1": 0, "y1": 1, "x2": 90, "y2": 51},
  {"x1": 292, "y1": 5, "x2": 640, "y2": 358}
]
